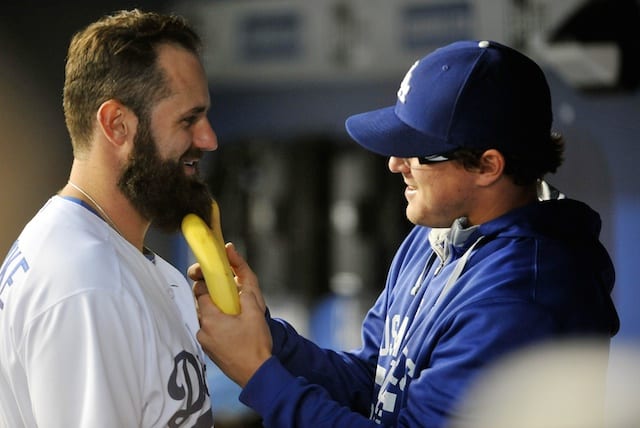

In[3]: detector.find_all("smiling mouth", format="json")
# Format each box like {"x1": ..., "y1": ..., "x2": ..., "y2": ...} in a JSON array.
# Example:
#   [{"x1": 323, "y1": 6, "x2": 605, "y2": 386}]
[
  {"x1": 404, "y1": 181, "x2": 416, "y2": 191},
  {"x1": 183, "y1": 160, "x2": 200, "y2": 176}
]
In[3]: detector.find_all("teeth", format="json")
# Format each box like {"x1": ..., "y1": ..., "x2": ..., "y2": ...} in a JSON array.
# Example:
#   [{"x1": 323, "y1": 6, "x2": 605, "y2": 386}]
[{"x1": 184, "y1": 161, "x2": 196, "y2": 167}]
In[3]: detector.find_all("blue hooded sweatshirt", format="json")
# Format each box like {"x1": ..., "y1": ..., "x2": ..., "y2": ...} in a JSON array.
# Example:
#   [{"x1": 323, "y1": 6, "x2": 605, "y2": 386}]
[{"x1": 239, "y1": 199, "x2": 619, "y2": 427}]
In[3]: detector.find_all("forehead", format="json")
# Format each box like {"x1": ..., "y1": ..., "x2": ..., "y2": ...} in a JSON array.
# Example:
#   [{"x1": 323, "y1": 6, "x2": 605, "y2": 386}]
[{"x1": 155, "y1": 43, "x2": 210, "y2": 110}]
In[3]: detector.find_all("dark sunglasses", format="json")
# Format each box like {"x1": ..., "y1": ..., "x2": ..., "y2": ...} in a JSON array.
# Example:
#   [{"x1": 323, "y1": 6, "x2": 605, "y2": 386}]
[{"x1": 417, "y1": 152, "x2": 456, "y2": 165}]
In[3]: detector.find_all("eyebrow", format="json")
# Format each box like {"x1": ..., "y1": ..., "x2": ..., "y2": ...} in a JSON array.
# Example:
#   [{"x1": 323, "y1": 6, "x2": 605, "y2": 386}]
[
  {"x1": 178, "y1": 105, "x2": 209, "y2": 124},
  {"x1": 184, "y1": 105, "x2": 208, "y2": 116}
]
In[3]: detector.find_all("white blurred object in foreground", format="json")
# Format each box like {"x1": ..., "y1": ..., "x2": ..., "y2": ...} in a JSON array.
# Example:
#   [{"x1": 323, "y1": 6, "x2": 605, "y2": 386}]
[{"x1": 451, "y1": 339, "x2": 640, "y2": 428}]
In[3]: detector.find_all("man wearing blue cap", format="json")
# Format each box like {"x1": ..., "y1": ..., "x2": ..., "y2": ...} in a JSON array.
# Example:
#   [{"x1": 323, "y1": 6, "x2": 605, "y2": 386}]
[{"x1": 191, "y1": 40, "x2": 620, "y2": 427}]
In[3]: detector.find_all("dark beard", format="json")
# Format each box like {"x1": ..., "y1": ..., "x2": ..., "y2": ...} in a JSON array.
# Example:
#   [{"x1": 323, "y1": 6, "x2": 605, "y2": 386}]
[{"x1": 117, "y1": 121, "x2": 213, "y2": 233}]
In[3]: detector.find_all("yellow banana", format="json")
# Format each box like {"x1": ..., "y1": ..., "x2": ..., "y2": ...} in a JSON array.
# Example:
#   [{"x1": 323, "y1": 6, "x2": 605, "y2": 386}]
[{"x1": 181, "y1": 200, "x2": 240, "y2": 314}]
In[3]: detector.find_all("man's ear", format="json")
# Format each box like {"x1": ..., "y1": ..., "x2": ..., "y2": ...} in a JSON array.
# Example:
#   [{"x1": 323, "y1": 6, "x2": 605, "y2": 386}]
[
  {"x1": 96, "y1": 99, "x2": 133, "y2": 147},
  {"x1": 476, "y1": 149, "x2": 505, "y2": 187}
]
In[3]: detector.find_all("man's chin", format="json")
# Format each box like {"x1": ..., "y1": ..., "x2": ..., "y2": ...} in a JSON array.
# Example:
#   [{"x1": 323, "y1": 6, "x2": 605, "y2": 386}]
[{"x1": 150, "y1": 196, "x2": 213, "y2": 234}]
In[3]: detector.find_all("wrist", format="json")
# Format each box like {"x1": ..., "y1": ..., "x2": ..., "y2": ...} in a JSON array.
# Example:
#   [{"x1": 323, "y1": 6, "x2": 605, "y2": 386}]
[{"x1": 237, "y1": 353, "x2": 272, "y2": 387}]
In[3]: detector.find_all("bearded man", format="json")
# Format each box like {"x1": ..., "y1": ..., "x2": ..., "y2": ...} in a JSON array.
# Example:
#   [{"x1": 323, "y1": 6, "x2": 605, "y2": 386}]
[{"x1": 0, "y1": 9, "x2": 217, "y2": 427}]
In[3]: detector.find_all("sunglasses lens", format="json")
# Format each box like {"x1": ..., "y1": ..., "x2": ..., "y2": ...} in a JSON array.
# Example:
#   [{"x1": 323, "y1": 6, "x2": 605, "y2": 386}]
[{"x1": 418, "y1": 154, "x2": 451, "y2": 165}]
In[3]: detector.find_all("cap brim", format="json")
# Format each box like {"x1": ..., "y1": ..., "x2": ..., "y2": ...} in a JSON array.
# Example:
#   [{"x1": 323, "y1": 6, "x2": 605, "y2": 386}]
[{"x1": 345, "y1": 106, "x2": 453, "y2": 157}]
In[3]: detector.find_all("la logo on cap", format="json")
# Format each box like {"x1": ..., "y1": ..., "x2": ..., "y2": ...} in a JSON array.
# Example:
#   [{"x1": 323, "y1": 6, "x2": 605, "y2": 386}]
[{"x1": 397, "y1": 60, "x2": 419, "y2": 104}]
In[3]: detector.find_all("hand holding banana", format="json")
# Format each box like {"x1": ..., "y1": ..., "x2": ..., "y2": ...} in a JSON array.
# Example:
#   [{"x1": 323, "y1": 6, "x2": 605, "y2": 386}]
[{"x1": 181, "y1": 200, "x2": 240, "y2": 314}]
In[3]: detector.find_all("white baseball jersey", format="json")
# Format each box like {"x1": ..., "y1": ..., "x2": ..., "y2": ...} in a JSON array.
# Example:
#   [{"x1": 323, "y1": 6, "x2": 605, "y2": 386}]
[{"x1": 0, "y1": 196, "x2": 214, "y2": 427}]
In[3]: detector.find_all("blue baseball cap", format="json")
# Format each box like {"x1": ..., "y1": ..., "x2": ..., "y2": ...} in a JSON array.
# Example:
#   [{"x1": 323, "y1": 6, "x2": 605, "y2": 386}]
[{"x1": 345, "y1": 40, "x2": 552, "y2": 158}]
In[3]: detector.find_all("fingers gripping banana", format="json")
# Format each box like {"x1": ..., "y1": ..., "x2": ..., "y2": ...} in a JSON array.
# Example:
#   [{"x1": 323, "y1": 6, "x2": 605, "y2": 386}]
[{"x1": 181, "y1": 200, "x2": 240, "y2": 314}]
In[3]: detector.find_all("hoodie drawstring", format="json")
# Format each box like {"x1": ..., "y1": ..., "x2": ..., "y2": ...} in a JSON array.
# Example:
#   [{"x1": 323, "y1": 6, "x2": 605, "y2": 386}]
[{"x1": 433, "y1": 235, "x2": 486, "y2": 308}]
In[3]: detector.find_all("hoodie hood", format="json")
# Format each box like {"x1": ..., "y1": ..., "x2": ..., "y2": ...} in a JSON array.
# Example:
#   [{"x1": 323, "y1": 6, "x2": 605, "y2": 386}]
[
  {"x1": 474, "y1": 198, "x2": 619, "y2": 336},
  {"x1": 479, "y1": 199, "x2": 603, "y2": 242}
]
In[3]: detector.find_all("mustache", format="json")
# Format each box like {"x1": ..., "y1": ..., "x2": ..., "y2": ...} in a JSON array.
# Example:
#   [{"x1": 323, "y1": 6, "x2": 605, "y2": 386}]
[{"x1": 180, "y1": 148, "x2": 204, "y2": 162}]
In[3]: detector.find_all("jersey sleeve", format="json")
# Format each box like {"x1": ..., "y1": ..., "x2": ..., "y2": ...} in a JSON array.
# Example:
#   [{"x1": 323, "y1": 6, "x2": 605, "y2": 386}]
[{"x1": 19, "y1": 288, "x2": 147, "y2": 427}]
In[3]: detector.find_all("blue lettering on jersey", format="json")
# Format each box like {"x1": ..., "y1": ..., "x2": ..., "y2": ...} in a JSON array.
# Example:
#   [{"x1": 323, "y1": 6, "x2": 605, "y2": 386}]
[
  {"x1": 0, "y1": 241, "x2": 30, "y2": 310},
  {"x1": 167, "y1": 350, "x2": 213, "y2": 427}
]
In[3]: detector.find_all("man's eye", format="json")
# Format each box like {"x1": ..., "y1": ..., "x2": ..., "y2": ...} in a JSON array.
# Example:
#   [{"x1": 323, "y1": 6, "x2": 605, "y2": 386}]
[{"x1": 183, "y1": 116, "x2": 197, "y2": 126}]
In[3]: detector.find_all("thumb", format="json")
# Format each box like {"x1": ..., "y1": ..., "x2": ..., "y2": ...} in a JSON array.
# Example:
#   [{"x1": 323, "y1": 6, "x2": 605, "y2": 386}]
[
  {"x1": 192, "y1": 280, "x2": 209, "y2": 299},
  {"x1": 187, "y1": 263, "x2": 204, "y2": 281}
]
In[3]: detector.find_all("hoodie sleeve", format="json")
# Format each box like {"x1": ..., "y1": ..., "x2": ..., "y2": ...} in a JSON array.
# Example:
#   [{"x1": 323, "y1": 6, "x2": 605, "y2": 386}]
[
  {"x1": 237, "y1": 227, "x2": 434, "y2": 427},
  {"x1": 237, "y1": 232, "x2": 421, "y2": 427},
  {"x1": 240, "y1": 298, "x2": 557, "y2": 428},
  {"x1": 240, "y1": 356, "x2": 381, "y2": 428}
]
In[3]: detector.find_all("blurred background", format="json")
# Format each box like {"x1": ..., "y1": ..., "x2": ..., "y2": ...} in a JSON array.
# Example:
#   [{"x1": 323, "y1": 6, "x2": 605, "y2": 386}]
[{"x1": 1, "y1": 0, "x2": 639, "y2": 426}]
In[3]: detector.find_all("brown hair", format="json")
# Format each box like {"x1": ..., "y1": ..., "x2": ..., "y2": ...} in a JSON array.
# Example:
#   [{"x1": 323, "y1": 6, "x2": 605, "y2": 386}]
[
  {"x1": 452, "y1": 133, "x2": 565, "y2": 186},
  {"x1": 63, "y1": 9, "x2": 201, "y2": 155}
]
